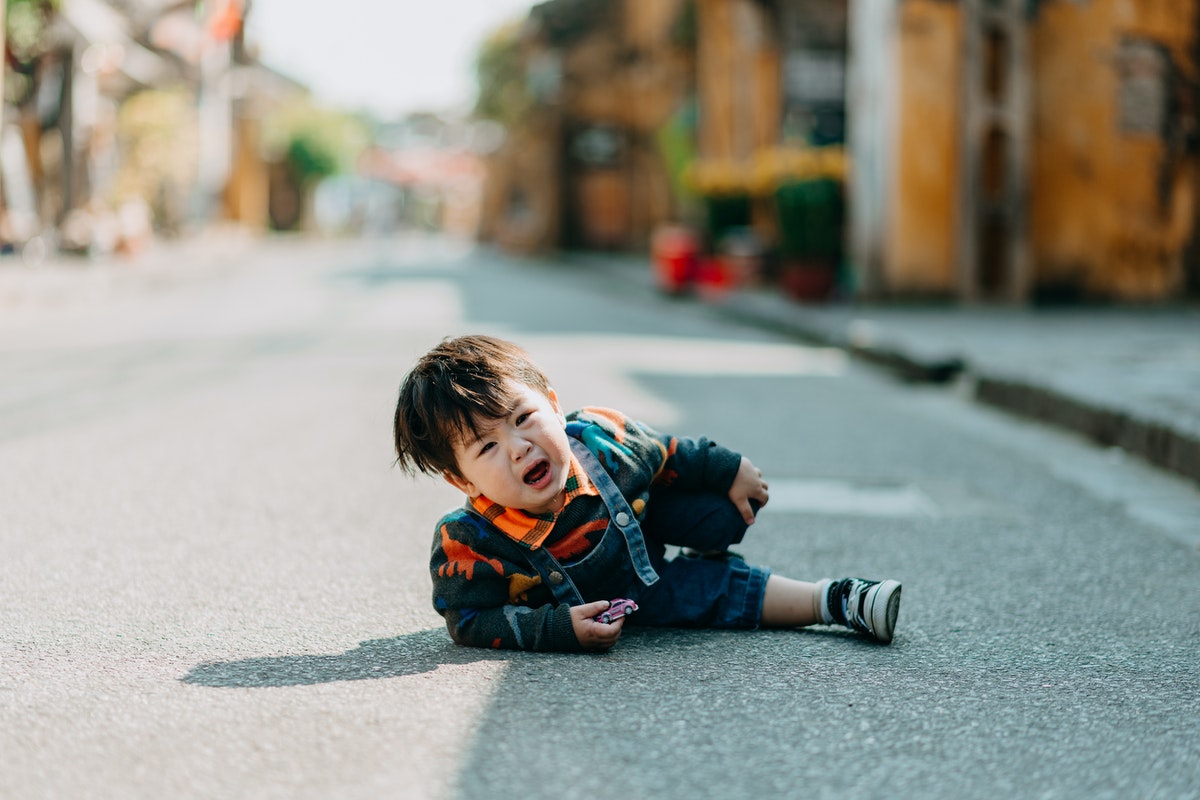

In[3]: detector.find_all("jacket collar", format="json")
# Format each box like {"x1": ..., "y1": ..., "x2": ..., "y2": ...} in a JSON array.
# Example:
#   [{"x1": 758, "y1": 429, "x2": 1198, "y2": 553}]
[{"x1": 468, "y1": 454, "x2": 599, "y2": 548}]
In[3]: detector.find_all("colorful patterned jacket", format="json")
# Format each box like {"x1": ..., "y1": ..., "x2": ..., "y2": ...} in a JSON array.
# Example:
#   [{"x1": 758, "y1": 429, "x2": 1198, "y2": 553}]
[{"x1": 429, "y1": 407, "x2": 743, "y2": 651}]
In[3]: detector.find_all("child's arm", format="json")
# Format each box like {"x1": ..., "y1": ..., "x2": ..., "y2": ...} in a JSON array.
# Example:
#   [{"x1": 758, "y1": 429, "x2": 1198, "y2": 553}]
[
  {"x1": 436, "y1": 600, "x2": 578, "y2": 651},
  {"x1": 439, "y1": 599, "x2": 623, "y2": 652},
  {"x1": 647, "y1": 421, "x2": 768, "y2": 523},
  {"x1": 568, "y1": 409, "x2": 744, "y2": 496},
  {"x1": 431, "y1": 514, "x2": 615, "y2": 652},
  {"x1": 575, "y1": 408, "x2": 770, "y2": 526}
]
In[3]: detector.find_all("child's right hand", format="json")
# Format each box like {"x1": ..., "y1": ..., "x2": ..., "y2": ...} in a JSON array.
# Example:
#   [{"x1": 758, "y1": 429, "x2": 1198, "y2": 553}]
[{"x1": 571, "y1": 600, "x2": 626, "y2": 651}]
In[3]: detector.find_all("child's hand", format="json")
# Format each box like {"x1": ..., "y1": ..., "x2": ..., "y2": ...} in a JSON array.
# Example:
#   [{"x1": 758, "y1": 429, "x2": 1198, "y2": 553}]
[
  {"x1": 728, "y1": 456, "x2": 769, "y2": 525},
  {"x1": 571, "y1": 600, "x2": 626, "y2": 651}
]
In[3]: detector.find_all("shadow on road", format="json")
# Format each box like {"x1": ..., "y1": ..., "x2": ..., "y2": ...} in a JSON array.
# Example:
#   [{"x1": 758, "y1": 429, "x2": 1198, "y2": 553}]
[
  {"x1": 181, "y1": 627, "x2": 506, "y2": 688},
  {"x1": 180, "y1": 624, "x2": 870, "y2": 690}
]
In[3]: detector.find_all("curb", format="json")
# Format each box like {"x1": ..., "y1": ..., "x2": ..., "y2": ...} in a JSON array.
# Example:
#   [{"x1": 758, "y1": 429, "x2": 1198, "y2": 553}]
[
  {"x1": 703, "y1": 287, "x2": 1200, "y2": 489},
  {"x1": 712, "y1": 290, "x2": 967, "y2": 383},
  {"x1": 973, "y1": 376, "x2": 1200, "y2": 486}
]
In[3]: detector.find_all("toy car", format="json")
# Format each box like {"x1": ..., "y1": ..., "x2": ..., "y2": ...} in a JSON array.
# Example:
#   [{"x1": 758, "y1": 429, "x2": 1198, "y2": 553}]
[{"x1": 595, "y1": 598, "x2": 639, "y2": 624}]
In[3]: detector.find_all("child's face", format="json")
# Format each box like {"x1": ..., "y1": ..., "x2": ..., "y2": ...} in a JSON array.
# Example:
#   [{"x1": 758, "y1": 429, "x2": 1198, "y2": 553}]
[{"x1": 444, "y1": 382, "x2": 572, "y2": 515}]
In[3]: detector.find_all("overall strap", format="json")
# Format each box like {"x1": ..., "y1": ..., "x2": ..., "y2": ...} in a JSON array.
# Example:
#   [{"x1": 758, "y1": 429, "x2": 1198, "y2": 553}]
[
  {"x1": 568, "y1": 437, "x2": 659, "y2": 588},
  {"x1": 461, "y1": 504, "x2": 586, "y2": 606}
]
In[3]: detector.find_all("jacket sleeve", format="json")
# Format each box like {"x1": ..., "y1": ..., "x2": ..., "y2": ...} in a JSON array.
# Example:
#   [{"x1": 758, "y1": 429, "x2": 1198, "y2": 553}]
[
  {"x1": 652, "y1": 428, "x2": 743, "y2": 494},
  {"x1": 430, "y1": 512, "x2": 586, "y2": 652},
  {"x1": 570, "y1": 407, "x2": 743, "y2": 494}
]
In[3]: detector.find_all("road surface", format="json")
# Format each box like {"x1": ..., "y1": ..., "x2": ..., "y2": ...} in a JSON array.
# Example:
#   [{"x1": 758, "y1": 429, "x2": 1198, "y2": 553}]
[{"x1": 2, "y1": 235, "x2": 1198, "y2": 799}]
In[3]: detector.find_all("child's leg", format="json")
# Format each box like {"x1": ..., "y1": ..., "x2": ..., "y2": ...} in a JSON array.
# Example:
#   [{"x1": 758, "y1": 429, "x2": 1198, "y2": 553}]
[
  {"x1": 639, "y1": 491, "x2": 754, "y2": 554},
  {"x1": 638, "y1": 493, "x2": 902, "y2": 642},
  {"x1": 633, "y1": 492, "x2": 768, "y2": 629},
  {"x1": 764, "y1": 575, "x2": 902, "y2": 643},
  {"x1": 760, "y1": 575, "x2": 824, "y2": 627}
]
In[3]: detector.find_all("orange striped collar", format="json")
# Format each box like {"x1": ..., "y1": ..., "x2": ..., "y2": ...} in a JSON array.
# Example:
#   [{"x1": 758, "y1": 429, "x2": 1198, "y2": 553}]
[{"x1": 468, "y1": 454, "x2": 599, "y2": 548}]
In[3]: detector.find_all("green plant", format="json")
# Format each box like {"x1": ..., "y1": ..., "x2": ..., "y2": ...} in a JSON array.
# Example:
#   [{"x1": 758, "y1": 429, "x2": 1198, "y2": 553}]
[
  {"x1": 262, "y1": 97, "x2": 368, "y2": 186},
  {"x1": 776, "y1": 177, "x2": 843, "y2": 260},
  {"x1": 656, "y1": 99, "x2": 703, "y2": 221}
]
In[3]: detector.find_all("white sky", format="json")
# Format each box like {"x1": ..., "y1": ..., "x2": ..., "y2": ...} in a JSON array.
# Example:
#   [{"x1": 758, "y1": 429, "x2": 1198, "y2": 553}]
[{"x1": 245, "y1": 0, "x2": 535, "y2": 118}]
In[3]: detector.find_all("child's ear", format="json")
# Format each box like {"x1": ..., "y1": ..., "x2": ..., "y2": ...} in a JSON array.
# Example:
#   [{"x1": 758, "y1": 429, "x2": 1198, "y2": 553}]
[
  {"x1": 443, "y1": 470, "x2": 477, "y2": 497},
  {"x1": 548, "y1": 387, "x2": 565, "y2": 420}
]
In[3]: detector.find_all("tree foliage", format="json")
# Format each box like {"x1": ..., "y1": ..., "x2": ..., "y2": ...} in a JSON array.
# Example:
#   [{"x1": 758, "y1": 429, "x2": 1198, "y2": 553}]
[
  {"x1": 5, "y1": 0, "x2": 60, "y2": 65},
  {"x1": 473, "y1": 22, "x2": 531, "y2": 126},
  {"x1": 5, "y1": 0, "x2": 61, "y2": 105}
]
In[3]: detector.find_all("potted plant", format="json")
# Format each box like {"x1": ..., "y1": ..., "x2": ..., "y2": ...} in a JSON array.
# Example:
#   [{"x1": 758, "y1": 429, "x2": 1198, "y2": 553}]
[
  {"x1": 765, "y1": 146, "x2": 847, "y2": 302},
  {"x1": 681, "y1": 158, "x2": 756, "y2": 245}
]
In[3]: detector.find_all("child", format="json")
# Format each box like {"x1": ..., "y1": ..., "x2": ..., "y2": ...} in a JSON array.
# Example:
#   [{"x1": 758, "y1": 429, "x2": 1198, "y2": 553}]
[{"x1": 393, "y1": 335, "x2": 901, "y2": 652}]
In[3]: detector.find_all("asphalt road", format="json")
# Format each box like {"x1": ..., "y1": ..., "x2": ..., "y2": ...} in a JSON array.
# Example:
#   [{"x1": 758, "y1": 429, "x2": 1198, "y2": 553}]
[{"x1": 2, "y1": 235, "x2": 1198, "y2": 799}]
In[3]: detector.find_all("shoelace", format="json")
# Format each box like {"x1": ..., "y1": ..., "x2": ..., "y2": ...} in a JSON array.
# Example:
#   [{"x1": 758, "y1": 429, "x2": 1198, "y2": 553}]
[{"x1": 832, "y1": 579, "x2": 872, "y2": 633}]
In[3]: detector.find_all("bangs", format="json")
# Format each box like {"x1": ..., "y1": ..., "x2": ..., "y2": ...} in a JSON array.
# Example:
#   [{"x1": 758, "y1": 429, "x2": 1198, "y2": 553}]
[{"x1": 438, "y1": 376, "x2": 515, "y2": 446}]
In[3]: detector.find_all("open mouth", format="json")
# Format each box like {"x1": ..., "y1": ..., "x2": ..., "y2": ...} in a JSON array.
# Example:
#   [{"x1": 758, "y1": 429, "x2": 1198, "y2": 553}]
[{"x1": 523, "y1": 460, "x2": 550, "y2": 487}]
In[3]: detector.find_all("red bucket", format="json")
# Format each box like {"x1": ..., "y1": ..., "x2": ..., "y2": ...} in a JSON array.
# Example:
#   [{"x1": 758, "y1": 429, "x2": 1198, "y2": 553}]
[{"x1": 651, "y1": 225, "x2": 699, "y2": 293}]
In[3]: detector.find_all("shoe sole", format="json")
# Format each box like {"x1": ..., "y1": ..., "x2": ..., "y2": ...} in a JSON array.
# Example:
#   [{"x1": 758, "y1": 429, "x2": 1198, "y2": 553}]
[{"x1": 866, "y1": 580, "x2": 902, "y2": 644}]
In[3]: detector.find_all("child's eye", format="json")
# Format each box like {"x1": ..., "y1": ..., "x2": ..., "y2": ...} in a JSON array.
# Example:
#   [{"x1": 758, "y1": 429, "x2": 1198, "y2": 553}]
[
  {"x1": 515, "y1": 412, "x2": 531, "y2": 425},
  {"x1": 479, "y1": 442, "x2": 496, "y2": 454}
]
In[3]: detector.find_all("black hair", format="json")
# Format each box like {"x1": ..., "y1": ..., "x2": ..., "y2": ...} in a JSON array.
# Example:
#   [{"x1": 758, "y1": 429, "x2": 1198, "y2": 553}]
[{"x1": 393, "y1": 335, "x2": 552, "y2": 478}]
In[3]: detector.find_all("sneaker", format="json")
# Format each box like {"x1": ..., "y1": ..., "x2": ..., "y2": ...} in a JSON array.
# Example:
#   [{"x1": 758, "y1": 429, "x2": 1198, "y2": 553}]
[{"x1": 823, "y1": 578, "x2": 902, "y2": 644}]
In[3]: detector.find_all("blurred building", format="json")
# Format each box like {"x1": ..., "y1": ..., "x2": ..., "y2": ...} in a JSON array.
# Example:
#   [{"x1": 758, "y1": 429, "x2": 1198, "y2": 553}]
[
  {"x1": 0, "y1": 0, "x2": 176, "y2": 255},
  {"x1": 685, "y1": 0, "x2": 1200, "y2": 303},
  {"x1": 848, "y1": 0, "x2": 1200, "y2": 302},
  {"x1": 482, "y1": 0, "x2": 1200, "y2": 303},
  {"x1": 0, "y1": 0, "x2": 305, "y2": 259},
  {"x1": 479, "y1": 0, "x2": 694, "y2": 253}
]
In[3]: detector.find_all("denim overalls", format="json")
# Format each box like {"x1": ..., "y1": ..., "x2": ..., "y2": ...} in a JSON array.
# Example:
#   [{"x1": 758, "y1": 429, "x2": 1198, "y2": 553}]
[
  {"x1": 473, "y1": 435, "x2": 770, "y2": 630},
  {"x1": 520, "y1": 437, "x2": 661, "y2": 607}
]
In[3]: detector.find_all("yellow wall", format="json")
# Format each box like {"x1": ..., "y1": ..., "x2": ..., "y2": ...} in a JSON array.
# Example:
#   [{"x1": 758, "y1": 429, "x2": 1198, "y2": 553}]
[
  {"x1": 887, "y1": 0, "x2": 962, "y2": 294},
  {"x1": 625, "y1": 0, "x2": 687, "y2": 53},
  {"x1": 879, "y1": 0, "x2": 1198, "y2": 300},
  {"x1": 480, "y1": 112, "x2": 562, "y2": 253},
  {"x1": 696, "y1": 0, "x2": 778, "y2": 161},
  {"x1": 1032, "y1": 0, "x2": 1199, "y2": 300},
  {"x1": 226, "y1": 116, "x2": 270, "y2": 230}
]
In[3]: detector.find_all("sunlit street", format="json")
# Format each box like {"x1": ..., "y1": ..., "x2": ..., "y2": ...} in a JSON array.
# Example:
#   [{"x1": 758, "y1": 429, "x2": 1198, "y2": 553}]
[
  {"x1": 2, "y1": 234, "x2": 1197, "y2": 798},
  {"x1": 3, "y1": 0, "x2": 1200, "y2": 796}
]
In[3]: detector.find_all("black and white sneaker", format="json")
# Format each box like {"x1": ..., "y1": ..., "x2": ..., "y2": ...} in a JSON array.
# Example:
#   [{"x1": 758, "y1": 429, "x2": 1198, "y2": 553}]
[{"x1": 821, "y1": 578, "x2": 902, "y2": 644}]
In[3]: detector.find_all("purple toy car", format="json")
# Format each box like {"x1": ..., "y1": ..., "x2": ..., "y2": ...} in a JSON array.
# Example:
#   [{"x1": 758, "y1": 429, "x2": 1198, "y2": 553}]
[{"x1": 595, "y1": 598, "x2": 639, "y2": 624}]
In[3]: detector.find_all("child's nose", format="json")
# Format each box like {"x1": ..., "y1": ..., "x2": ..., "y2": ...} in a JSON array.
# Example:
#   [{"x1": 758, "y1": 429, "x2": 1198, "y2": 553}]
[{"x1": 509, "y1": 435, "x2": 532, "y2": 460}]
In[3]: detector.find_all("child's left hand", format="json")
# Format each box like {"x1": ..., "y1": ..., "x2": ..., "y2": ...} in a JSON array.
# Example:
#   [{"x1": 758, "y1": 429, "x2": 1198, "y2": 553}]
[{"x1": 728, "y1": 456, "x2": 769, "y2": 525}]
